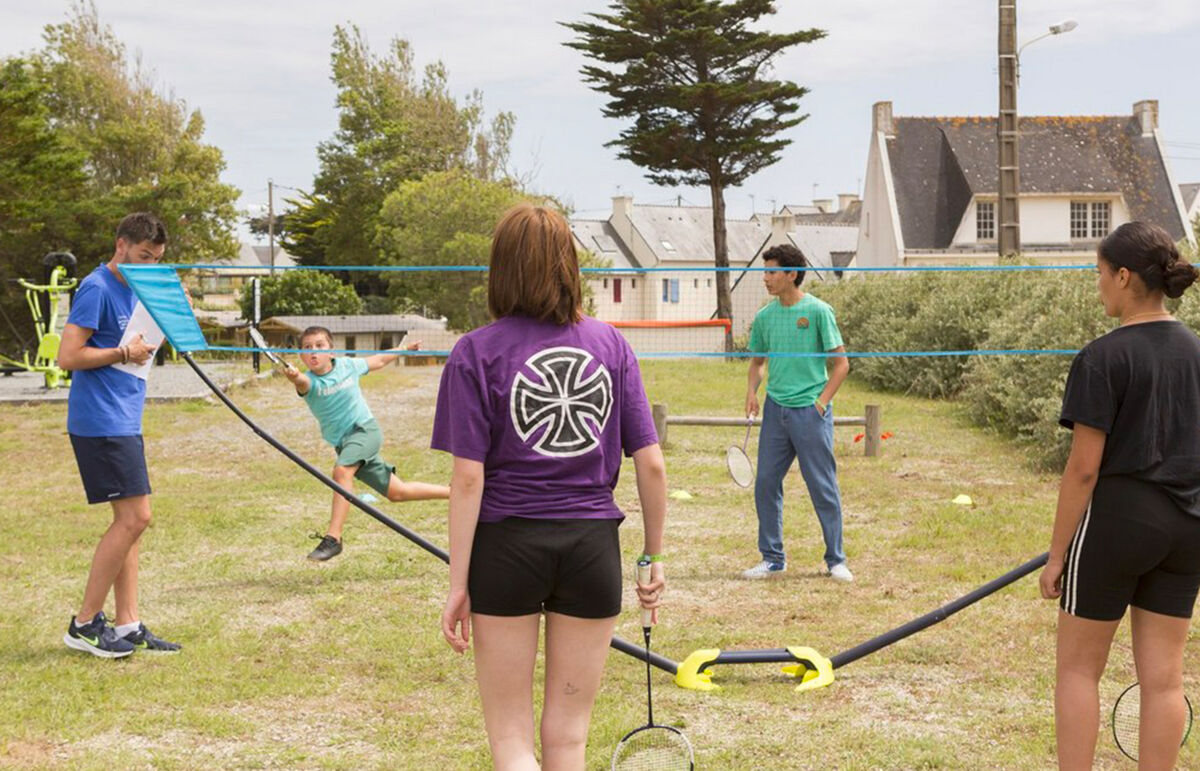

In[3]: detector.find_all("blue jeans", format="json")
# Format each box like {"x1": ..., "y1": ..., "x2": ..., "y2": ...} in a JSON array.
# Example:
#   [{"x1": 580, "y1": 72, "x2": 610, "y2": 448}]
[{"x1": 754, "y1": 396, "x2": 846, "y2": 568}]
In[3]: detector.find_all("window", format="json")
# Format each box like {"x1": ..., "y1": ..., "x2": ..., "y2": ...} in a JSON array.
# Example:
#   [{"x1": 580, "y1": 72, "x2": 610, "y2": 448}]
[
  {"x1": 707, "y1": 279, "x2": 712, "y2": 288},
  {"x1": 613, "y1": 278, "x2": 622, "y2": 303},
  {"x1": 344, "y1": 335, "x2": 357, "y2": 356},
  {"x1": 1070, "y1": 201, "x2": 1111, "y2": 239},
  {"x1": 602, "y1": 278, "x2": 608, "y2": 289},
  {"x1": 693, "y1": 279, "x2": 699, "y2": 289},
  {"x1": 661, "y1": 278, "x2": 680, "y2": 303},
  {"x1": 380, "y1": 335, "x2": 393, "y2": 350},
  {"x1": 976, "y1": 201, "x2": 995, "y2": 240},
  {"x1": 631, "y1": 279, "x2": 637, "y2": 289},
  {"x1": 1091, "y1": 202, "x2": 1110, "y2": 238}
]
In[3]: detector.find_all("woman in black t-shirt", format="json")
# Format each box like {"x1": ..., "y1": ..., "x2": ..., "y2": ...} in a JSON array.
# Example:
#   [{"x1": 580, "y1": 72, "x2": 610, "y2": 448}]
[{"x1": 1040, "y1": 221, "x2": 1200, "y2": 769}]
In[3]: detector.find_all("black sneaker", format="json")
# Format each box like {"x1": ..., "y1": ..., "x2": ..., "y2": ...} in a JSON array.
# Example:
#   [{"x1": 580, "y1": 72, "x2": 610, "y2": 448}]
[
  {"x1": 63, "y1": 612, "x2": 135, "y2": 659},
  {"x1": 120, "y1": 622, "x2": 181, "y2": 653},
  {"x1": 307, "y1": 533, "x2": 342, "y2": 562}
]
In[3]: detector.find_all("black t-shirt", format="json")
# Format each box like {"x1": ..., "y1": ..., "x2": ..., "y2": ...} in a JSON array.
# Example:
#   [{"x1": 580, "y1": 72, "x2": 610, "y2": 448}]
[{"x1": 1060, "y1": 320, "x2": 1200, "y2": 517}]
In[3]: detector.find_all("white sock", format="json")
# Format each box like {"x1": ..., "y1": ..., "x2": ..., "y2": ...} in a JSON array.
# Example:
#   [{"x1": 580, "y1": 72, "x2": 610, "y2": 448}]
[
  {"x1": 74, "y1": 614, "x2": 97, "y2": 628},
  {"x1": 114, "y1": 622, "x2": 140, "y2": 637}
]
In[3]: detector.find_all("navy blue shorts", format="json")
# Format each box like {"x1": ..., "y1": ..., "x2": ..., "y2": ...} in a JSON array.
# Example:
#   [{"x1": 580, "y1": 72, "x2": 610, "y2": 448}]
[
  {"x1": 468, "y1": 517, "x2": 622, "y2": 619},
  {"x1": 69, "y1": 435, "x2": 152, "y2": 504},
  {"x1": 1061, "y1": 475, "x2": 1200, "y2": 620}
]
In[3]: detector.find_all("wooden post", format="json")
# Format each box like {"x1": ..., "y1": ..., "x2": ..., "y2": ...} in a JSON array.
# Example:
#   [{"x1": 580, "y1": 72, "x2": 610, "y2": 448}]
[
  {"x1": 652, "y1": 403, "x2": 668, "y2": 448},
  {"x1": 864, "y1": 404, "x2": 881, "y2": 457}
]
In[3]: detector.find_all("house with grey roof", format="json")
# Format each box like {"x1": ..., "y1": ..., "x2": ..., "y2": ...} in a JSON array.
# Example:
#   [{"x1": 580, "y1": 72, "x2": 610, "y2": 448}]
[
  {"x1": 857, "y1": 100, "x2": 1194, "y2": 267},
  {"x1": 193, "y1": 242, "x2": 301, "y2": 309},
  {"x1": 571, "y1": 195, "x2": 859, "y2": 341}
]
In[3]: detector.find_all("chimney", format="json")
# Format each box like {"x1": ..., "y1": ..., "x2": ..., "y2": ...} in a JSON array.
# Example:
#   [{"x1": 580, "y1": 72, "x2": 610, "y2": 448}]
[
  {"x1": 1134, "y1": 100, "x2": 1158, "y2": 137},
  {"x1": 837, "y1": 193, "x2": 859, "y2": 212},
  {"x1": 813, "y1": 199, "x2": 833, "y2": 214},
  {"x1": 872, "y1": 101, "x2": 895, "y2": 137},
  {"x1": 612, "y1": 195, "x2": 633, "y2": 219},
  {"x1": 771, "y1": 213, "x2": 796, "y2": 241}
]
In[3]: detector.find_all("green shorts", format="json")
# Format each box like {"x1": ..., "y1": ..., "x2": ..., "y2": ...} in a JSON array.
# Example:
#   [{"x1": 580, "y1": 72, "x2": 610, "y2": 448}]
[{"x1": 334, "y1": 420, "x2": 396, "y2": 497}]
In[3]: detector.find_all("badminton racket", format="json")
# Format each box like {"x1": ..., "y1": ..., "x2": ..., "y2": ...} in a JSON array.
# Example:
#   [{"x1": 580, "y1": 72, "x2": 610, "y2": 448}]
[
  {"x1": 611, "y1": 559, "x2": 694, "y2": 771},
  {"x1": 726, "y1": 418, "x2": 754, "y2": 488},
  {"x1": 1112, "y1": 681, "x2": 1193, "y2": 761},
  {"x1": 248, "y1": 326, "x2": 289, "y2": 369}
]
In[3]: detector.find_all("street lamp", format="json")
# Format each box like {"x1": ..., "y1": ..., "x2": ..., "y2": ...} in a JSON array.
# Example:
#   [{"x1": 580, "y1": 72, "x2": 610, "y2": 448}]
[{"x1": 1017, "y1": 19, "x2": 1078, "y2": 82}]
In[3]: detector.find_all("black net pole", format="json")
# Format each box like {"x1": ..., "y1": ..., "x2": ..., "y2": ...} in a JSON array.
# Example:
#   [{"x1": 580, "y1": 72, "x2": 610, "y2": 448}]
[
  {"x1": 829, "y1": 552, "x2": 1048, "y2": 669},
  {"x1": 182, "y1": 352, "x2": 678, "y2": 674}
]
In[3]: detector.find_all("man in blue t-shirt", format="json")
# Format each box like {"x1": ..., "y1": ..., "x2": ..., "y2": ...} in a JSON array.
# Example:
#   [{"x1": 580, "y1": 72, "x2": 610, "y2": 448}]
[
  {"x1": 742, "y1": 244, "x2": 854, "y2": 583},
  {"x1": 58, "y1": 212, "x2": 181, "y2": 658}
]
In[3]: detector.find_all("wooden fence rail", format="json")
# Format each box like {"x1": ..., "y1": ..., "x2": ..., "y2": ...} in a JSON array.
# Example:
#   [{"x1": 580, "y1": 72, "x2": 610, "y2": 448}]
[{"x1": 651, "y1": 403, "x2": 882, "y2": 457}]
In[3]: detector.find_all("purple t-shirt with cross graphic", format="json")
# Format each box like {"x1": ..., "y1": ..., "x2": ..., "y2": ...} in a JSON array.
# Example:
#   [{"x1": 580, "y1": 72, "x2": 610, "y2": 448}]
[{"x1": 431, "y1": 315, "x2": 658, "y2": 523}]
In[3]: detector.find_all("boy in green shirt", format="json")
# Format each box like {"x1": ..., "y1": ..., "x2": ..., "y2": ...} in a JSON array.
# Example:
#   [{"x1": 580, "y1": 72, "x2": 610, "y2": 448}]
[
  {"x1": 283, "y1": 326, "x2": 449, "y2": 561},
  {"x1": 743, "y1": 245, "x2": 853, "y2": 582}
]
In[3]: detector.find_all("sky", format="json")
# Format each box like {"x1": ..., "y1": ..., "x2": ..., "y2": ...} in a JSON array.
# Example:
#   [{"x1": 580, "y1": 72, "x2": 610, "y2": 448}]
[{"x1": 4, "y1": 1, "x2": 1200, "y2": 239}]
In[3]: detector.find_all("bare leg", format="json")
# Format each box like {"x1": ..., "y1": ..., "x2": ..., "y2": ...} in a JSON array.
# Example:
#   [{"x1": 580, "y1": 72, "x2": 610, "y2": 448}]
[
  {"x1": 1130, "y1": 606, "x2": 1191, "y2": 771},
  {"x1": 112, "y1": 537, "x2": 140, "y2": 626},
  {"x1": 1055, "y1": 609, "x2": 1120, "y2": 770},
  {"x1": 78, "y1": 495, "x2": 151, "y2": 622},
  {"x1": 541, "y1": 612, "x2": 618, "y2": 771},
  {"x1": 327, "y1": 464, "x2": 357, "y2": 540},
  {"x1": 472, "y1": 613, "x2": 542, "y2": 771},
  {"x1": 385, "y1": 473, "x2": 450, "y2": 503}
]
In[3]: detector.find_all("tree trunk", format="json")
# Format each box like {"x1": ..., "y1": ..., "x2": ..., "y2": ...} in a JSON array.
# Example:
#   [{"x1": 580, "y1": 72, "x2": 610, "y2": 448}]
[{"x1": 709, "y1": 181, "x2": 734, "y2": 352}]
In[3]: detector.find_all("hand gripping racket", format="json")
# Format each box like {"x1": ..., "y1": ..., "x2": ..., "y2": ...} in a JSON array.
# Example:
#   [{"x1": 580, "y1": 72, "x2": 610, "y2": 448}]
[
  {"x1": 1112, "y1": 682, "x2": 1193, "y2": 761},
  {"x1": 726, "y1": 418, "x2": 754, "y2": 488},
  {"x1": 611, "y1": 560, "x2": 694, "y2": 771},
  {"x1": 248, "y1": 326, "x2": 289, "y2": 369}
]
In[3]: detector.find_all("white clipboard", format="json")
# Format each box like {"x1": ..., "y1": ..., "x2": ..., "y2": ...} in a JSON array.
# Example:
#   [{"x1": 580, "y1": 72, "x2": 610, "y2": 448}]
[{"x1": 112, "y1": 302, "x2": 165, "y2": 380}]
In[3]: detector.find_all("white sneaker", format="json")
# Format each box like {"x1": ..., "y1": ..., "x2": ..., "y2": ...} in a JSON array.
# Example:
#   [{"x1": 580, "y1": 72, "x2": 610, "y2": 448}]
[
  {"x1": 828, "y1": 562, "x2": 854, "y2": 582},
  {"x1": 741, "y1": 560, "x2": 787, "y2": 579}
]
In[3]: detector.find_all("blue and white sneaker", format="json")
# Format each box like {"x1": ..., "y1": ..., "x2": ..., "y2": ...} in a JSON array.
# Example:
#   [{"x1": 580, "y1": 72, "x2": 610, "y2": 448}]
[
  {"x1": 120, "y1": 622, "x2": 181, "y2": 653},
  {"x1": 741, "y1": 560, "x2": 787, "y2": 579},
  {"x1": 63, "y1": 612, "x2": 135, "y2": 659}
]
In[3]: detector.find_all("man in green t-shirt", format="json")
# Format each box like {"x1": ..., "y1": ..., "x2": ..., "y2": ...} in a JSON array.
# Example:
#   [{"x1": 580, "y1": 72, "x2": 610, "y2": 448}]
[{"x1": 743, "y1": 244, "x2": 853, "y2": 582}]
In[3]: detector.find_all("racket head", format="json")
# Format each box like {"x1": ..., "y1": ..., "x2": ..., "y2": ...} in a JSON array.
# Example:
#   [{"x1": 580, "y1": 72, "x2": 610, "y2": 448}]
[
  {"x1": 726, "y1": 445, "x2": 753, "y2": 488},
  {"x1": 247, "y1": 326, "x2": 286, "y2": 367},
  {"x1": 611, "y1": 724, "x2": 694, "y2": 771},
  {"x1": 1112, "y1": 682, "x2": 1194, "y2": 761}
]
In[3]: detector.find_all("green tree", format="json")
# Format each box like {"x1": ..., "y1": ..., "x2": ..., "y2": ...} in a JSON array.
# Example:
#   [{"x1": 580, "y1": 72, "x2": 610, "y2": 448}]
[
  {"x1": 31, "y1": 1, "x2": 240, "y2": 265},
  {"x1": 238, "y1": 270, "x2": 364, "y2": 320},
  {"x1": 374, "y1": 169, "x2": 532, "y2": 329},
  {"x1": 0, "y1": 58, "x2": 88, "y2": 353},
  {"x1": 564, "y1": 0, "x2": 824, "y2": 346},
  {"x1": 281, "y1": 25, "x2": 515, "y2": 268}
]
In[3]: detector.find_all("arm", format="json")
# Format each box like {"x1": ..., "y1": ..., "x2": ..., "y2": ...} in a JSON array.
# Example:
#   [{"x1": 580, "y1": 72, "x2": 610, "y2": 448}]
[
  {"x1": 632, "y1": 443, "x2": 667, "y2": 618},
  {"x1": 282, "y1": 363, "x2": 311, "y2": 396},
  {"x1": 814, "y1": 345, "x2": 849, "y2": 415},
  {"x1": 365, "y1": 339, "x2": 421, "y2": 372},
  {"x1": 442, "y1": 456, "x2": 484, "y2": 653},
  {"x1": 57, "y1": 323, "x2": 154, "y2": 371},
  {"x1": 745, "y1": 356, "x2": 766, "y2": 417},
  {"x1": 1039, "y1": 424, "x2": 1106, "y2": 599}
]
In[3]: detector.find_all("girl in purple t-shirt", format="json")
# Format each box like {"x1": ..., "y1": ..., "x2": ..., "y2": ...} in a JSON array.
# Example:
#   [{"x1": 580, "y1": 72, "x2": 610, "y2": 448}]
[{"x1": 432, "y1": 204, "x2": 667, "y2": 769}]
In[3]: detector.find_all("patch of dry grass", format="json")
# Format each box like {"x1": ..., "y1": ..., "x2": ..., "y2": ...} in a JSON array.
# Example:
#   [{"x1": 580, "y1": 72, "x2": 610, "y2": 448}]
[{"x1": 1, "y1": 359, "x2": 1196, "y2": 769}]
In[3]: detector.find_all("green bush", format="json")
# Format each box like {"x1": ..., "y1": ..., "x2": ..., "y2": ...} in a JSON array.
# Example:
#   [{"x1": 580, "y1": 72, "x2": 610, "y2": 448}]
[{"x1": 238, "y1": 269, "x2": 363, "y2": 320}]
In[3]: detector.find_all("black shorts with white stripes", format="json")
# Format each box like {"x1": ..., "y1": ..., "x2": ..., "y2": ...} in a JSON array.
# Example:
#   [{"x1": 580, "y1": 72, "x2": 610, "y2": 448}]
[{"x1": 1061, "y1": 475, "x2": 1200, "y2": 621}]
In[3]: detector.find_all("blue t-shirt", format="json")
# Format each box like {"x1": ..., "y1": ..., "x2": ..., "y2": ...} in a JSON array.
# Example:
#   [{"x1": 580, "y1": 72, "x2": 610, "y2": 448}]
[
  {"x1": 303, "y1": 358, "x2": 374, "y2": 446},
  {"x1": 66, "y1": 265, "x2": 147, "y2": 437}
]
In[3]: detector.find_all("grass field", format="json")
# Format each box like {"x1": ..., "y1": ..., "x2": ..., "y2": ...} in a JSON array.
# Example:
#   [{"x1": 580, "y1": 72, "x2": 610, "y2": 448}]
[{"x1": 1, "y1": 359, "x2": 1197, "y2": 769}]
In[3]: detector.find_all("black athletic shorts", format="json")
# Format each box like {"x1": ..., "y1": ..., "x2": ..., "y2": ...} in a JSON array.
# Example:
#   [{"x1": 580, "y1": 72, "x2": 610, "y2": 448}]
[
  {"x1": 69, "y1": 434, "x2": 152, "y2": 505},
  {"x1": 468, "y1": 517, "x2": 622, "y2": 619},
  {"x1": 1061, "y1": 475, "x2": 1200, "y2": 621}
]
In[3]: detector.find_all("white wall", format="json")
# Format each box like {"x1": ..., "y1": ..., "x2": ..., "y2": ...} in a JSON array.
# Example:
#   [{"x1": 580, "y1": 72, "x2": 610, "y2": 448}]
[
  {"x1": 952, "y1": 195, "x2": 1129, "y2": 246},
  {"x1": 855, "y1": 131, "x2": 903, "y2": 267}
]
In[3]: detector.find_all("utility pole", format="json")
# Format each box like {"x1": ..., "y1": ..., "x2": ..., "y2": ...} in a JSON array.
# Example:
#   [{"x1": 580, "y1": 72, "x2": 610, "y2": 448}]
[
  {"x1": 998, "y1": 0, "x2": 1020, "y2": 257},
  {"x1": 267, "y1": 178, "x2": 276, "y2": 275}
]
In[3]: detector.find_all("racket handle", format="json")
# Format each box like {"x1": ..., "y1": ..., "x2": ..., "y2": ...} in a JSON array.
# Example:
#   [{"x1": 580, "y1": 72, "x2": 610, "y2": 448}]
[{"x1": 637, "y1": 559, "x2": 653, "y2": 628}]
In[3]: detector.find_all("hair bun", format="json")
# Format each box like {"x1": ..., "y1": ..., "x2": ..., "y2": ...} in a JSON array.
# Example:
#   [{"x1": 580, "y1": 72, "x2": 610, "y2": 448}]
[{"x1": 1163, "y1": 258, "x2": 1199, "y2": 298}]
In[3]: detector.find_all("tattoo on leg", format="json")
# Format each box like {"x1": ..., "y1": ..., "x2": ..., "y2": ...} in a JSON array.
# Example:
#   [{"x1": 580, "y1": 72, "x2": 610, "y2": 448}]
[{"x1": 564, "y1": 682, "x2": 579, "y2": 695}]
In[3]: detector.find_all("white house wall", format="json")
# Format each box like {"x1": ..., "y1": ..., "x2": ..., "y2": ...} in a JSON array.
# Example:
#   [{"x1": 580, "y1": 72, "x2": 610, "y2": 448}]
[
  {"x1": 855, "y1": 131, "x2": 902, "y2": 267},
  {"x1": 952, "y1": 195, "x2": 1130, "y2": 246}
]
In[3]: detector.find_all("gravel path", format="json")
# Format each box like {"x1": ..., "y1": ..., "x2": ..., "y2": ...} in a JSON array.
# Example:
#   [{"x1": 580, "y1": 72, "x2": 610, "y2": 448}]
[{"x1": 0, "y1": 360, "x2": 265, "y2": 405}]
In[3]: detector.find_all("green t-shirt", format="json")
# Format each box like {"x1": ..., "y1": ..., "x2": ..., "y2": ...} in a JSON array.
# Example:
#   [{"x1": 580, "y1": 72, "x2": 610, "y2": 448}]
[
  {"x1": 749, "y1": 293, "x2": 844, "y2": 408},
  {"x1": 303, "y1": 357, "x2": 374, "y2": 446}
]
